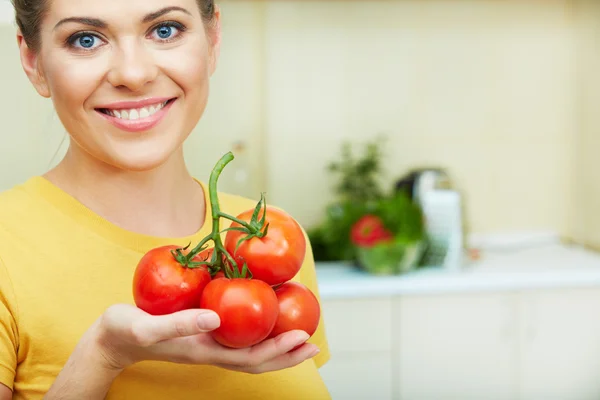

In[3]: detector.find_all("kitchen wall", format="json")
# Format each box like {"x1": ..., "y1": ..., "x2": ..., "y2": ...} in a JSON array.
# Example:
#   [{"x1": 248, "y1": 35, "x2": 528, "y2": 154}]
[
  {"x1": 260, "y1": 0, "x2": 577, "y2": 236},
  {"x1": 0, "y1": 0, "x2": 582, "y2": 238},
  {"x1": 572, "y1": 0, "x2": 600, "y2": 249}
]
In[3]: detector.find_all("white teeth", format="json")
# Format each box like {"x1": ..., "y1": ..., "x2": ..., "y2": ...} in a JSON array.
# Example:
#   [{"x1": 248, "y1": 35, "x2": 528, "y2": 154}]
[
  {"x1": 139, "y1": 107, "x2": 149, "y2": 118},
  {"x1": 104, "y1": 100, "x2": 170, "y2": 120},
  {"x1": 129, "y1": 109, "x2": 140, "y2": 120}
]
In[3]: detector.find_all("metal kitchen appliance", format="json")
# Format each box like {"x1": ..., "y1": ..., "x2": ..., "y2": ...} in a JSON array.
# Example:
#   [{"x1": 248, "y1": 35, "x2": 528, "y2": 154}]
[{"x1": 395, "y1": 168, "x2": 465, "y2": 270}]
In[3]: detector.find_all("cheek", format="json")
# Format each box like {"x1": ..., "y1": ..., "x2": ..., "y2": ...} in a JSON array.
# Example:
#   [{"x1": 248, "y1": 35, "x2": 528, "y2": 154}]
[
  {"x1": 43, "y1": 55, "x2": 106, "y2": 110},
  {"x1": 161, "y1": 40, "x2": 211, "y2": 100},
  {"x1": 42, "y1": 55, "x2": 107, "y2": 137}
]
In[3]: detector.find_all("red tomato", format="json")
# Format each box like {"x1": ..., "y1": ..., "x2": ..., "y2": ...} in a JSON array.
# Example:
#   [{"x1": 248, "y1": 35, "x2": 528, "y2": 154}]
[
  {"x1": 213, "y1": 270, "x2": 226, "y2": 279},
  {"x1": 224, "y1": 207, "x2": 306, "y2": 286},
  {"x1": 350, "y1": 214, "x2": 394, "y2": 248},
  {"x1": 133, "y1": 245, "x2": 212, "y2": 316},
  {"x1": 267, "y1": 281, "x2": 321, "y2": 340},
  {"x1": 200, "y1": 277, "x2": 279, "y2": 348}
]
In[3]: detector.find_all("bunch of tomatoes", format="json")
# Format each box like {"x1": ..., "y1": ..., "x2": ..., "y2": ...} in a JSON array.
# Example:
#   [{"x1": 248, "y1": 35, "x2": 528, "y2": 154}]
[{"x1": 132, "y1": 152, "x2": 321, "y2": 349}]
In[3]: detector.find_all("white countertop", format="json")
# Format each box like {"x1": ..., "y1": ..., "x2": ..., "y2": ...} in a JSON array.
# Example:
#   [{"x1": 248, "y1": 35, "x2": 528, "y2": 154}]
[{"x1": 315, "y1": 243, "x2": 600, "y2": 300}]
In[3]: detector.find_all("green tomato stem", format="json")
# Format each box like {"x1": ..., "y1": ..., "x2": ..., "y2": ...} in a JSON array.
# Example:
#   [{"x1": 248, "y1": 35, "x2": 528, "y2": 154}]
[
  {"x1": 185, "y1": 152, "x2": 240, "y2": 279},
  {"x1": 217, "y1": 211, "x2": 258, "y2": 234}
]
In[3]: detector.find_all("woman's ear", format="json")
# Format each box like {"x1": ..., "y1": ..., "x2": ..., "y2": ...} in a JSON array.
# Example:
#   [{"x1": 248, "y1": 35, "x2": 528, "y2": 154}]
[
  {"x1": 17, "y1": 30, "x2": 50, "y2": 98},
  {"x1": 208, "y1": 5, "x2": 222, "y2": 77}
]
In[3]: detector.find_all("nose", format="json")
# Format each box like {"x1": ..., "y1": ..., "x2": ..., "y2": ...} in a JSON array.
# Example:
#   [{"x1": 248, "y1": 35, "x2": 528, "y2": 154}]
[{"x1": 107, "y1": 41, "x2": 159, "y2": 91}]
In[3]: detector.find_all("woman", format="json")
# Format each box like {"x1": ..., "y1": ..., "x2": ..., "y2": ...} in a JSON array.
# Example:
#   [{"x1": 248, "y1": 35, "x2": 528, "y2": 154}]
[{"x1": 0, "y1": 0, "x2": 331, "y2": 398}]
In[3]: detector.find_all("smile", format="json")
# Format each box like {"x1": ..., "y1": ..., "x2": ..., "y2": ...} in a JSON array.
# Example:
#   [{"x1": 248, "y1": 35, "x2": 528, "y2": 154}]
[
  {"x1": 95, "y1": 97, "x2": 177, "y2": 133},
  {"x1": 99, "y1": 100, "x2": 170, "y2": 120}
]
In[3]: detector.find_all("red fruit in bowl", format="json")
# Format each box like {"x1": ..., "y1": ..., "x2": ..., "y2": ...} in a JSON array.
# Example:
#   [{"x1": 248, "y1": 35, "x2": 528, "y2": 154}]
[{"x1": 351, "y1": 214, "x2": 394, "y2": 248}]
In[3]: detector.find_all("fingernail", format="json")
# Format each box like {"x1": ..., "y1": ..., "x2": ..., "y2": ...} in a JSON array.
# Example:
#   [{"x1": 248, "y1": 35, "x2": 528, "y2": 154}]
[
  {"x1": 310, "y1": 348, "x2": 320, "y2": 357},
  {"x1": 296, "y1": 331, "x2": 310, "y2": 345},
  {"x1": 197, "y1": 311, "x2": 220, "y2": 330}
]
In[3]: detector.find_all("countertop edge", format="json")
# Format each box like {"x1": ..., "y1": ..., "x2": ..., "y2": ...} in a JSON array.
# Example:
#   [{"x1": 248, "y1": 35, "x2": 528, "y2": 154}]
[
  {"x1": 316, "y1": 271, "x2": 600, "y2": 300},
  {"x1": 315, "y1": 258, "x2": 600, "y2": 300}
]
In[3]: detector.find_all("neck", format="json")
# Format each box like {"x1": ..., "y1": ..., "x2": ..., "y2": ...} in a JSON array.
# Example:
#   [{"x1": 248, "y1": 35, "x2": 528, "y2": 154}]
[{"x1": 44, "y1": 144, "x2": 206, "y2": 238}]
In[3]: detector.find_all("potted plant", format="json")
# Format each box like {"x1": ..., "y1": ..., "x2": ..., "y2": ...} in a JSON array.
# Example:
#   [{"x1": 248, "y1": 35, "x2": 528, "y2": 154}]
[{"x1": 308, "y1": 136, "x2": 426, "y2": 275}]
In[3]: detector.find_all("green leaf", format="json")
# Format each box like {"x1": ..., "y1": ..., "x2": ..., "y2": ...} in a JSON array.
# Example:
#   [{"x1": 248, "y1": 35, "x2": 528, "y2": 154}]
[
  {"x1": 220, "y1": 227, "x2": 250, "y2": 234},
  {"x1": 240, "y1": 261, "x2": 253, "y2": 279},
  {"x1": 235, "y1": 233, "x2": 256, "y2": 253},
  {"x1": 261, "y1": 223, "x2": 270, "y2": 237},
  {"x1": 251, "y1": 193, "x2": 264, "y2": 223}
]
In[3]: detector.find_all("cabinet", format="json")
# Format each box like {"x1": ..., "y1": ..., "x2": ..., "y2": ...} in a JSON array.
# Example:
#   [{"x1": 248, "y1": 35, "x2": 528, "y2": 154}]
[
  {"x1": 394, "y1": 293, "x2": 520, "y2": 400},
  {"x1": 319, "y1": 288, "x2": 600, "y2": 400},
  {"x1": 318, "y1": 297, "x2": 393, "y2": 400},
  {"x1": 519, "y1": 288, "x2": 600, "y2": 400},
  {"x1": 319, "y1": 353, "x2": 393, "y2": 400}
]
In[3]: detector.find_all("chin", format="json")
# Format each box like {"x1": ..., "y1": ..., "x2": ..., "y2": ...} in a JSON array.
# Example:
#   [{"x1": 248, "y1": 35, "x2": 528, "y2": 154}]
[{"x1": 103, "y1": 145, "x2": 181, "y2": 173}]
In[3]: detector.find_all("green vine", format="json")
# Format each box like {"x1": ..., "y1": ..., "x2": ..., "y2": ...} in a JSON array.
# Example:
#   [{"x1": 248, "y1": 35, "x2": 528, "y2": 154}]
[{"x1": 170, "y1": 152, "x2": 268, "y2": 279}]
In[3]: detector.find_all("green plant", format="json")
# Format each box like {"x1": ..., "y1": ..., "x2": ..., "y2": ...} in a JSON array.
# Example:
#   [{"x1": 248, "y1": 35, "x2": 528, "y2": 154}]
[
  {"x1": 308, "y1": 200, "x2": 371, "y2": 261},
  {"x1": 308, "y1": 136, "x2": 425, "y2": 263},
  {"x1": 327, "y1": 136, "x2": 387, "y2": 203},
  {"x1": 373, "y1": 192, "x2": 424, "y2": 242}
]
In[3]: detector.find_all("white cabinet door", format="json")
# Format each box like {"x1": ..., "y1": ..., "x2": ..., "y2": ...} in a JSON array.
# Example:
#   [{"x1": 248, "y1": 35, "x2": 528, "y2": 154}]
[
  {"x1": 320, "y1": 297, "x2": 393, "y2": 399},
  {"x1": 519, "y1": 288, "x2": 600, "y2": 400},
  {"x1": 321, "y1": 297, "x2": 392, "y2": 354},
  {"x1": 319, "y1": 352, "x2": 393, "y2": 400},
  {"x1": 395, "y1": 292, "x2": 520, "y2": 400}
]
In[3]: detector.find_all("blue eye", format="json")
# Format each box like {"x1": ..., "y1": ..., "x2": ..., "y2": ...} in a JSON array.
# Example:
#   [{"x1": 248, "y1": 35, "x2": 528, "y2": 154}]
[
  {"x1": 78, "y1": 35, "x2": 96, "y2": 48},
  {"x1": 67, "y1": 32, "x2": 102, "y2": 50},
  {"x1": 152, "y1": 22, "x2": 185, "y2": 41},
  {"x1": 157, "y1": 25, "x2": 173, "y2": 39}
]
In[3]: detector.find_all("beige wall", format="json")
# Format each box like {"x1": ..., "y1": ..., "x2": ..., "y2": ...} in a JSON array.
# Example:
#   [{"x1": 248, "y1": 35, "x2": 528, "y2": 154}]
[
  {"x1": 261, "y1": 0, "x2": 578, "y2": 235},
  {"x1": 0, "y1": 0, "x2": 584, "y2": 238},
  {"x1": 572, "y1": 0, "x2": 600, "y2": 248}
]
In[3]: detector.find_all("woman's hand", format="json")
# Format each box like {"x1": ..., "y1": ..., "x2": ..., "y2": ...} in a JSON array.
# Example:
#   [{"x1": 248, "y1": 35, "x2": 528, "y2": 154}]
[
  {"x1": 45, "y1": 304, "x2": 318, "y2": 399},
  {"x1": 94, "y1": 304, "x2": 319, "y2": 374}
]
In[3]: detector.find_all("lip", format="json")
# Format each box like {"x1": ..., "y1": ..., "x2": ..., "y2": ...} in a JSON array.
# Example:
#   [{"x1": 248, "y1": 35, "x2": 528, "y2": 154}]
[
  {"x1": 95, "y1": 96, "x2": 176, "y2": 110},
  {"x1": 96, "y1": 98, "x2": 177, "y2": 133}
]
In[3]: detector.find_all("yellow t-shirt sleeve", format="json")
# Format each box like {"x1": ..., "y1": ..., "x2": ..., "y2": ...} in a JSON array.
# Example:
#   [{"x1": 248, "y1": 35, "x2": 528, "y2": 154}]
[
  {"x1": 296, "y1": 229, "x2": 331, "y2": 369},
  {"x1": 0, "y1": 258, "x2": 18, "y2": 389}
]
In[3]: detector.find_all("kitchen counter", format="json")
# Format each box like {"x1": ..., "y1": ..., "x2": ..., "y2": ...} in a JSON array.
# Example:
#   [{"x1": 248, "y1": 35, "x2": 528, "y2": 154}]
[
  {"x1": 316, "y1": 237, "x2": 600, "y2": 400},
  {"x1": 315, "y1": 243, "x2": 600, "y2": 299}
]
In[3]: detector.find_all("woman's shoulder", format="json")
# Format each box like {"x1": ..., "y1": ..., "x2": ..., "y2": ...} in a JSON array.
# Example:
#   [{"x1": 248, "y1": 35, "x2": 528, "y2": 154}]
[
  {"x1": 0, "y1": 178, "x2": 42, "y2": 218},
  {"x1": 0, "y1": 177, "x2": 61, "y2": 242},
  {"x1": 216, "y1": 190, "x2": 261, "y2": 213},
  {"x1": 212, "y1": 188, "x2": 297, "y2": 223},
  {"x1": 215, "y1": 190, "x2": 309, "y2": 236}
]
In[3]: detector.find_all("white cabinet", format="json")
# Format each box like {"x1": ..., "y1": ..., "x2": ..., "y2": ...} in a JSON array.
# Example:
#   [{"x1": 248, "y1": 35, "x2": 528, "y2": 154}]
[
  {"x1": 319, "y1": 353, "x2": 393, "y2": 400},
  {"x1": 319, "y1": 297, "x2": 393, "y2": 400},
  {"x1": 519, "y1": 288, "x2": 600, "y2": 400},
  {"x1": 320, "y1": 287, "x2": 600, "y2": 400},
  {"x1": 394, "y1": 293, "x2": 520, "y2": 400}
]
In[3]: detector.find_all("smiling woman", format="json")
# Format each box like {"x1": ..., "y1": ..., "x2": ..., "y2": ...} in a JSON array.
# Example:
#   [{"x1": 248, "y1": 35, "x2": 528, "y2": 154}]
[
  {"x1": 20, "y1": 2, "x2": 217, "y2": 175},
  {"x1": 0, "y1": 0, "x2": 331, "y2": 399}
]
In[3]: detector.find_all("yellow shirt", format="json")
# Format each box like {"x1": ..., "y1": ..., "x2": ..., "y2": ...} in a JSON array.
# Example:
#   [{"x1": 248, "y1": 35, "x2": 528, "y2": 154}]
[{"x1": 0, "y1": 177, "x2": 331, "y2": 399}]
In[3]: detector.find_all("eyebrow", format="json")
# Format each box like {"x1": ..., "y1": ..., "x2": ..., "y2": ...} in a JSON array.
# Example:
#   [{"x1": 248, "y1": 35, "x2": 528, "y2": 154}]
[{"x1": 54, "y1": 6, "x2": 192, "y2": 31}]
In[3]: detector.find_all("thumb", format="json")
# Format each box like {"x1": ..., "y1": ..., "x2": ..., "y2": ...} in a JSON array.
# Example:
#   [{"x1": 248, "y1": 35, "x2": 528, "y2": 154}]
[{"x1": 133, "y1": 309, "x2": 221, "y2": 346}]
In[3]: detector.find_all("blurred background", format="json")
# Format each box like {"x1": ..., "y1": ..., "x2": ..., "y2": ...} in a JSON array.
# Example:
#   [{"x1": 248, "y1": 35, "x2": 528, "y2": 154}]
[{"x1": 2, "y1": 0, "x2": 600, "y2": 398}]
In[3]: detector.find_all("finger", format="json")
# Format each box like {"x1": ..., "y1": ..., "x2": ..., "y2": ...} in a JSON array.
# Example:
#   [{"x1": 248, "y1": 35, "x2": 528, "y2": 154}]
[
  {"x1": 255, "y1": 343, "x2": 320, "y2": 373},
  {"x1": 130, "y1": 309, "x2": 220, "y2": 346},
  {"x1": 217, "y1": 342, "x2": 320, "y2": 374},
  {"x1": 210, "y1": 330, "x2": 309, "y2": 367}
]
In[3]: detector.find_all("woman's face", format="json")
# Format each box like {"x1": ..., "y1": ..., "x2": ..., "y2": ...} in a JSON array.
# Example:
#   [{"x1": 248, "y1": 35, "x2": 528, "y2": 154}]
[{"x1": 19, "y1": 0, "x2": 221, "y2": 171}]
